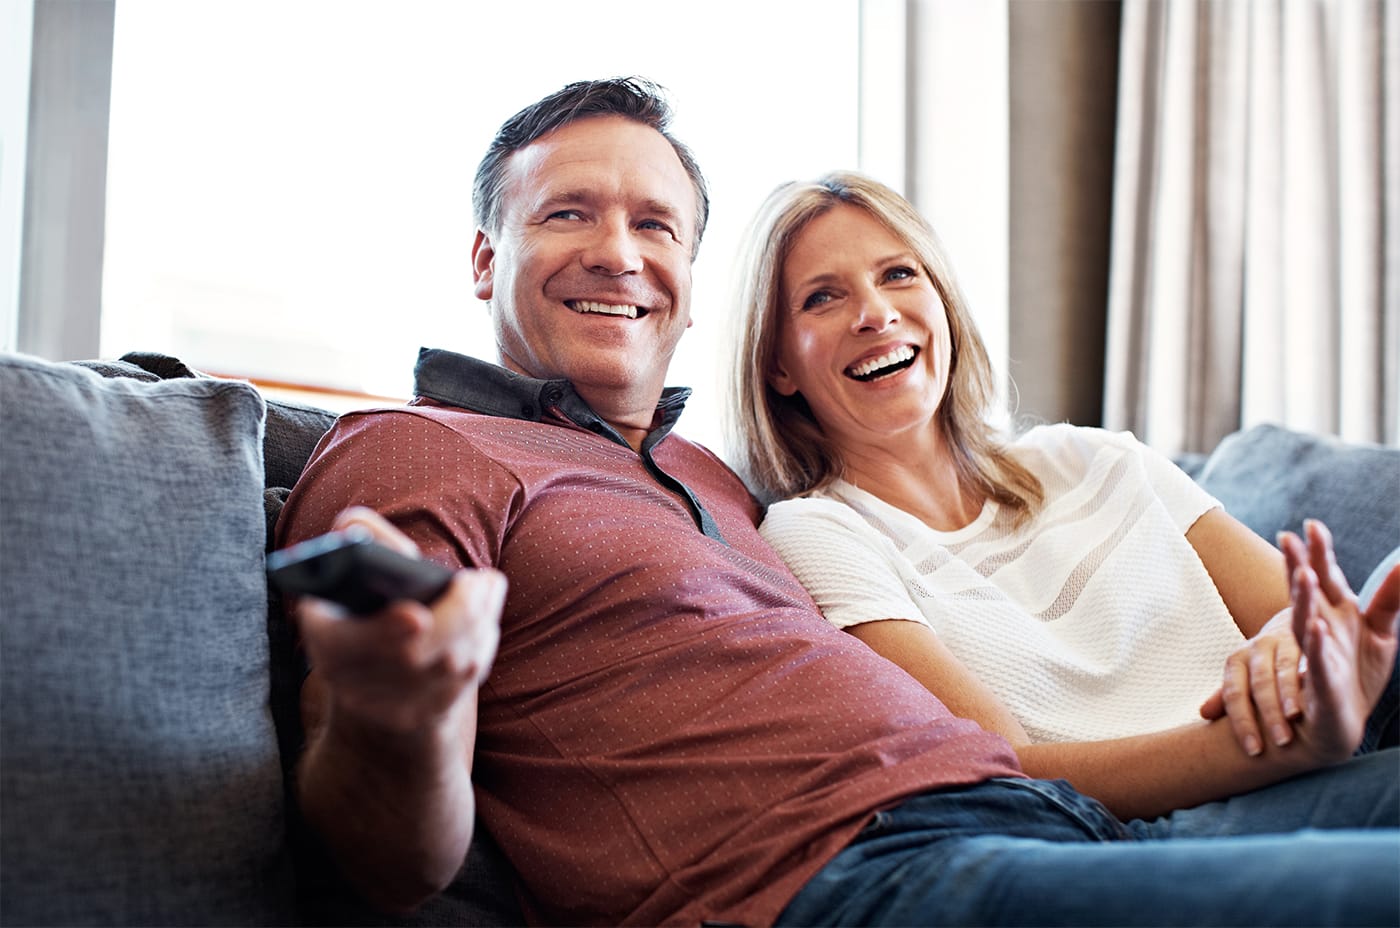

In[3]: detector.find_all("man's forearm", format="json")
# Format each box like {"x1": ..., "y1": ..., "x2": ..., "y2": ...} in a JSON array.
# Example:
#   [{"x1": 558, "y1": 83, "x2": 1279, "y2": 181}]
[{"x1": 298, "y1": 697, "x2": 479, "y2": 915}]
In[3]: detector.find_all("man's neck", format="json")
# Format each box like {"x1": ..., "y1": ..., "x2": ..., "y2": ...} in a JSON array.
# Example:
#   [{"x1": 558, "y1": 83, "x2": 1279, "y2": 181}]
[{"x1": 571, "y1": 383, "x2": 659, "y2": 452}]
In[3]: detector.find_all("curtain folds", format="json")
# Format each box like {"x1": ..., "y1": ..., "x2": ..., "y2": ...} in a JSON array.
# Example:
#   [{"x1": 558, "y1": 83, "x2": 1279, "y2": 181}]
[{"x1": 1105, "y1": 0, "x2": 1397, "y2": 454}]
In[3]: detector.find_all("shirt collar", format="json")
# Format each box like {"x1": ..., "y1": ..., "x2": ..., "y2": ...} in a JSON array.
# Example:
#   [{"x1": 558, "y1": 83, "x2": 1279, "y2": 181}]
[{"x1": 411, "y1": 347, "x2": 693, "y2": 450}]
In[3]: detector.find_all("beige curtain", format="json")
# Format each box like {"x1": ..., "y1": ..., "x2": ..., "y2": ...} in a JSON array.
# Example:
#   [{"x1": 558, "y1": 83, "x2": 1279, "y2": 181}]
[{"x1": 1105, "y1": 0, "x2": 1398, "y2": 455}]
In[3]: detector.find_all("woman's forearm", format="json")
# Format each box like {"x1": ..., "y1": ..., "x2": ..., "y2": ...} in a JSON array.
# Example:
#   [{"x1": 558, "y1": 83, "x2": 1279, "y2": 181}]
[{"x1": 1016, "y1": 717, "x2": 1322, "y2": 821}]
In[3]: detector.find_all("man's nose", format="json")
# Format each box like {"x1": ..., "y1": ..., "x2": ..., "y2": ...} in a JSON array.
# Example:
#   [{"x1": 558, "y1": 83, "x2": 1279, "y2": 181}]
[{"x1": 582, "y1": 217, "x2": 644, "y2": 276}]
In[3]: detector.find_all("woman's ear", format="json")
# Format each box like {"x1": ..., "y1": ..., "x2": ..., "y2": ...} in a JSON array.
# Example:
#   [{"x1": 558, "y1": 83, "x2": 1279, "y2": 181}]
[
  {"x1": 472, "y1": 229, "x2": 495, "y2": 301},
  {"x1": 768, "y1": 361, "x2": 799, "y2": 397}
]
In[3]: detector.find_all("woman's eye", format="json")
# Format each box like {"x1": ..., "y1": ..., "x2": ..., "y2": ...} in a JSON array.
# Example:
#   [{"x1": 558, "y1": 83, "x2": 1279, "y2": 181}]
[
  {"x1": 801, "y1": 291, "x2": 833, "y2": 311},
  {"x1": 885, "y1": 266, "x2": 917, "y2": 282}
]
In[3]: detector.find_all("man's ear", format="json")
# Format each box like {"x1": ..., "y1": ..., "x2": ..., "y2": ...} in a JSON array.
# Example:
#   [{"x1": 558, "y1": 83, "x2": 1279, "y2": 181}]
[{"x1": 472, "y1": 229, "x2": 495, "y2": 301}]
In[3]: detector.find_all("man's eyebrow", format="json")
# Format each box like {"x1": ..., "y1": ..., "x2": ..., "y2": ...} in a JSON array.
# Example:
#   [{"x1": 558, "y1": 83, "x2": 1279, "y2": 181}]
[
  {"x1": 638, "y1": 197, "x2": 684, "y2": 221},
  {"x1": 531, "y1": 190, "x2": 591, "y2": 213},
  {"x1": 530, "y1": 190, "x2": 688, "y2": 224}
]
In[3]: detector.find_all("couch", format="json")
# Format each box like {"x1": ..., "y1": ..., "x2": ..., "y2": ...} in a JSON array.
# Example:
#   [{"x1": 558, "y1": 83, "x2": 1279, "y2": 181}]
[{"x1": 2, "y1": 350, "x2": 1397, "y2": 926}]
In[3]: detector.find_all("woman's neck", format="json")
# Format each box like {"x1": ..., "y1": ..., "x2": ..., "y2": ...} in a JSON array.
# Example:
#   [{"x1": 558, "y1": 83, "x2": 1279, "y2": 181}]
[{"x1": 839, "y1": 428, "x2": 985, "y2": 532}]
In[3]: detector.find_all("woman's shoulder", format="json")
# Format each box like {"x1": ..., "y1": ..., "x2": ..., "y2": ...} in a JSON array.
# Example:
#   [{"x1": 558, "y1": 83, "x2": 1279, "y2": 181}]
[
  {"x1": 764, "y1": 490, "x2": 861, "y2": 524},
  {"x1": 761, "y1": 487, "x2": 879, "y2": 539},
  {"x1": 1008, "y1": 425, "x2": 1157, "y2": 491},
  {"x1": 1012, "y1": 422, "x2": 1142, "y2": 461}
]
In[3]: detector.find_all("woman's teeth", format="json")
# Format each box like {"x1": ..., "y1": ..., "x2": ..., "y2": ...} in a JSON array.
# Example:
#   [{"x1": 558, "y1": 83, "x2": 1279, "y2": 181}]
[{"x1": 847, "y1": 345, "x2": 917, "y2": 381}]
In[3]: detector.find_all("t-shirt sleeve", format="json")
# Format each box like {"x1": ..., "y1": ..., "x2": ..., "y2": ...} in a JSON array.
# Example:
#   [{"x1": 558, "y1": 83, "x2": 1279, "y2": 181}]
[
  {"x1": 759, "y1": 496, "x2": 931, "y2": 631},
  {"x1": 1102, "y1": 428, "x2": 1221, "y2": 533}
]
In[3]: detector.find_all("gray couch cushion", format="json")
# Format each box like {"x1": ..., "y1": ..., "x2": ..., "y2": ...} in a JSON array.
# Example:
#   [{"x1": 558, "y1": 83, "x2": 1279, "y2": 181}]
[
  {"x1": 102, "y1": 352, "x2": 340, "y2": 787},
  {"x1": 86, "y1": 351, "x2": 527, "y2": 926},
  {"x1": 0, "y1": 352, "x2": 294, "y2": 926},
  {"x1": 1194, "y1": 423, "x2": 1400, "y2": 589}
]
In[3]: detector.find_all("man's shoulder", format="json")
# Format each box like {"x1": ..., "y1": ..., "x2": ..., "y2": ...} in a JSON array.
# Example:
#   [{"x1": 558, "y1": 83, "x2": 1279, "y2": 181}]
[
  {"x1": 333, "y1": 401, "x2": 509, "y2": 436},
  {"x1": 306, "y1": 403, "x2": 531, "y2": 473}
]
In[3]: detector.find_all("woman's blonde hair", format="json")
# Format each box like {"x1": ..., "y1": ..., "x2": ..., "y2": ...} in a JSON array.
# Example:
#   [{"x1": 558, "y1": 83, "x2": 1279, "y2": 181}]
[{"x1": 724, "y1": 170, "x2": 1043, "y2": 520}]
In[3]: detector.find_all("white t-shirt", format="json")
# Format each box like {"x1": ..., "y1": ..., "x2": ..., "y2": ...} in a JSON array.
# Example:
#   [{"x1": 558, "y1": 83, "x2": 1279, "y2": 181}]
[{"x1": 759, "y1": 424, "x2": 1247, "y2": 743}]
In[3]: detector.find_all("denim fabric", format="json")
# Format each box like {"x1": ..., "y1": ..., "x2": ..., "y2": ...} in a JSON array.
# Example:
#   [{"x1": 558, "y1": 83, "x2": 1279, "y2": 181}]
[{"x1": 777, "y1": 778, "x2": 1399, "y2": 926}]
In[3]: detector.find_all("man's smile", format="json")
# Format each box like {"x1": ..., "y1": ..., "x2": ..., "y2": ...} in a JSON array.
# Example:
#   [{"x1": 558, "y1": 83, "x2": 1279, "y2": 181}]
[{"x1": 566, "y1": 299, "x2": 648, "y2": 319}]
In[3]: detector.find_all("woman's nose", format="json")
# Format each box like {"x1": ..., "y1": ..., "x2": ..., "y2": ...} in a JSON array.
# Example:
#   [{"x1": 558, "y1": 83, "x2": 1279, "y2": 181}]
[{"x1": 851, "y1": 290, "x2": 899, "y2": 332}]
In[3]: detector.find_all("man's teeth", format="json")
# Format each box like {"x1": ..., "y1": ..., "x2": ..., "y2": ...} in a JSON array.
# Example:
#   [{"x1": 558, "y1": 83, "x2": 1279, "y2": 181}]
[
  {"x1": 571, "y1": 300, "x2": 639, "y2": 319},
  {"x1": 847, "y1": 345, "x2": 916, "y2": 380}
]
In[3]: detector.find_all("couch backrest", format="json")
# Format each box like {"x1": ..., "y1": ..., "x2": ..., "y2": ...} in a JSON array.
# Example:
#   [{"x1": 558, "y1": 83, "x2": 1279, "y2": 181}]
[{"x1": 1189, "y1": 423, "x2": 1400, "y2": 590}]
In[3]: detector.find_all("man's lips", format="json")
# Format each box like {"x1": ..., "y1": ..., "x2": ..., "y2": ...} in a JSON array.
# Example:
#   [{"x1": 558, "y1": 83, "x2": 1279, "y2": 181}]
[
  {"x1": 845, "y1": 345, "x2": 919, "y2": 381},
  {"x1": 567, "y1": 299, "x2": 646, "y2": 319}
]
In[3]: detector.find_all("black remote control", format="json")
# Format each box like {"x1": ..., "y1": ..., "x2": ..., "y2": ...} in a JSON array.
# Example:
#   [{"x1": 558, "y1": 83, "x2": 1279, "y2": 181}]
[{"x1": 266, "y1": 527, "x2": 454, "y2": 615}]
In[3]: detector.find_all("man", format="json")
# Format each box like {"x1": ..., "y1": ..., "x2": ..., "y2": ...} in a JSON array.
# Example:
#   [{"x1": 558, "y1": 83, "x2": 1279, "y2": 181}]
[{"x1": 278, "y1": 77, "x2": 1398, "y2": 926}]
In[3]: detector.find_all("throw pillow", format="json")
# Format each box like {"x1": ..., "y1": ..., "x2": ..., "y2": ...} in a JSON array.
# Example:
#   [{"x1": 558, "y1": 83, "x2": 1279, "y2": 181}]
[{"x1": 0, "y1": 352, "x2": 294, "y2": 925}]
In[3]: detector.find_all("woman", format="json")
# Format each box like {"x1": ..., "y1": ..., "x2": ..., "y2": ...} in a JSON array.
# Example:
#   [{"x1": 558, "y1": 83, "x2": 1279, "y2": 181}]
[{"x1": 726, "y1": 170, "x2": 1399, "y2": 822}]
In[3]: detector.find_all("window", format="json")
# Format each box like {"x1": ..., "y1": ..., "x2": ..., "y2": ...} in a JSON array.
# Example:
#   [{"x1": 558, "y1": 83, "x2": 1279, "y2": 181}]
[{"x1": 101, "y1": 0, "x2": 860, "y2": 453}]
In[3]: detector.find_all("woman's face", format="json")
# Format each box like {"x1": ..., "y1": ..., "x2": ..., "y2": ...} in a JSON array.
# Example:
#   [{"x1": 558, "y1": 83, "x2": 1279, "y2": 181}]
[{"x1": 769, "y1": 203, "x2": 954, "y2": 452}]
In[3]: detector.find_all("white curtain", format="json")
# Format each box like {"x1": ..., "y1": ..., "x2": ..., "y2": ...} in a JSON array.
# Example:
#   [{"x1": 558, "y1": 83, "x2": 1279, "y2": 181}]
[{"x1": 1105, "y1": 0, "x2": 1398, "y2": 455}]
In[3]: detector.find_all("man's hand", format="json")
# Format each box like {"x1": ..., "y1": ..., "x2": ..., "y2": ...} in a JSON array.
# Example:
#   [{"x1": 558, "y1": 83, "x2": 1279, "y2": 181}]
[
  {"x1": 293, "y1": 506, "x2": 506, "y2": 913},
  {"x1": 1201, "y1": 520, "x2": 1400, "y2": 762},
  {"x1": 296, "y1": 506, "x2": 505, "y2": 736}
]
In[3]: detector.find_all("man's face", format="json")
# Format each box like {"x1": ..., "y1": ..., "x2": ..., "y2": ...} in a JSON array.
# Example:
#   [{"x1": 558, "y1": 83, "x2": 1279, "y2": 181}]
[{"x1": 473, "y1": 115, "x2": 697, "y2": 421}]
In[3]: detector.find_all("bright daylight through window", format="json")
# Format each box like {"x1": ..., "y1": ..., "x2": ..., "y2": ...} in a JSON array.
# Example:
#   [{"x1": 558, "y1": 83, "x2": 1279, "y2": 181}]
[{"x1": 101, "y1": 1, "x2": 860, "y2": 455}]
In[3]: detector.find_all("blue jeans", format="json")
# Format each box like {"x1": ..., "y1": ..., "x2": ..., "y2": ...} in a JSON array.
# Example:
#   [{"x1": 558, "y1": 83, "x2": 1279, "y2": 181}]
[{"x1": 778, "y1": 770, "x2": 1400, "y2": 926}]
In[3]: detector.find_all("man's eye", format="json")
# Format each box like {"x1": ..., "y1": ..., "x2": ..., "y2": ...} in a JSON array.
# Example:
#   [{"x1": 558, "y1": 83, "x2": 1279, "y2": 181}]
[
  {"x1": 638, "y1": 219, "x2": 673, "y2": 234},
  {"x1": 547, "y1": 210, "x2": 582, "y2": 221}
]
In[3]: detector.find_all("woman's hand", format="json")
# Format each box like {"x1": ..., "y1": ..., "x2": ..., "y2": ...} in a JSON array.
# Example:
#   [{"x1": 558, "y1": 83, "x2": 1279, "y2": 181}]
[
  {"x1": 1198, "y1": 609, "x2": 1303, "y2": 756},
  {"x1": 1201, "y1": 520, "x2": 1400, "y2": 762}
]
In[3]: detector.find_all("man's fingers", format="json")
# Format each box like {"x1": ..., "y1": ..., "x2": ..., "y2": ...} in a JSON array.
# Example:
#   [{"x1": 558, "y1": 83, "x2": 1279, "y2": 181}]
[
  {"x1": 301, "y1": 596, "x2": 427, "y2": 675},
  {"x1": 422, "y1": 569, "x2": 507, "y2": 676},
  {"x1": 332, "y1": 505, "x2": 422, "y2": 558}
]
